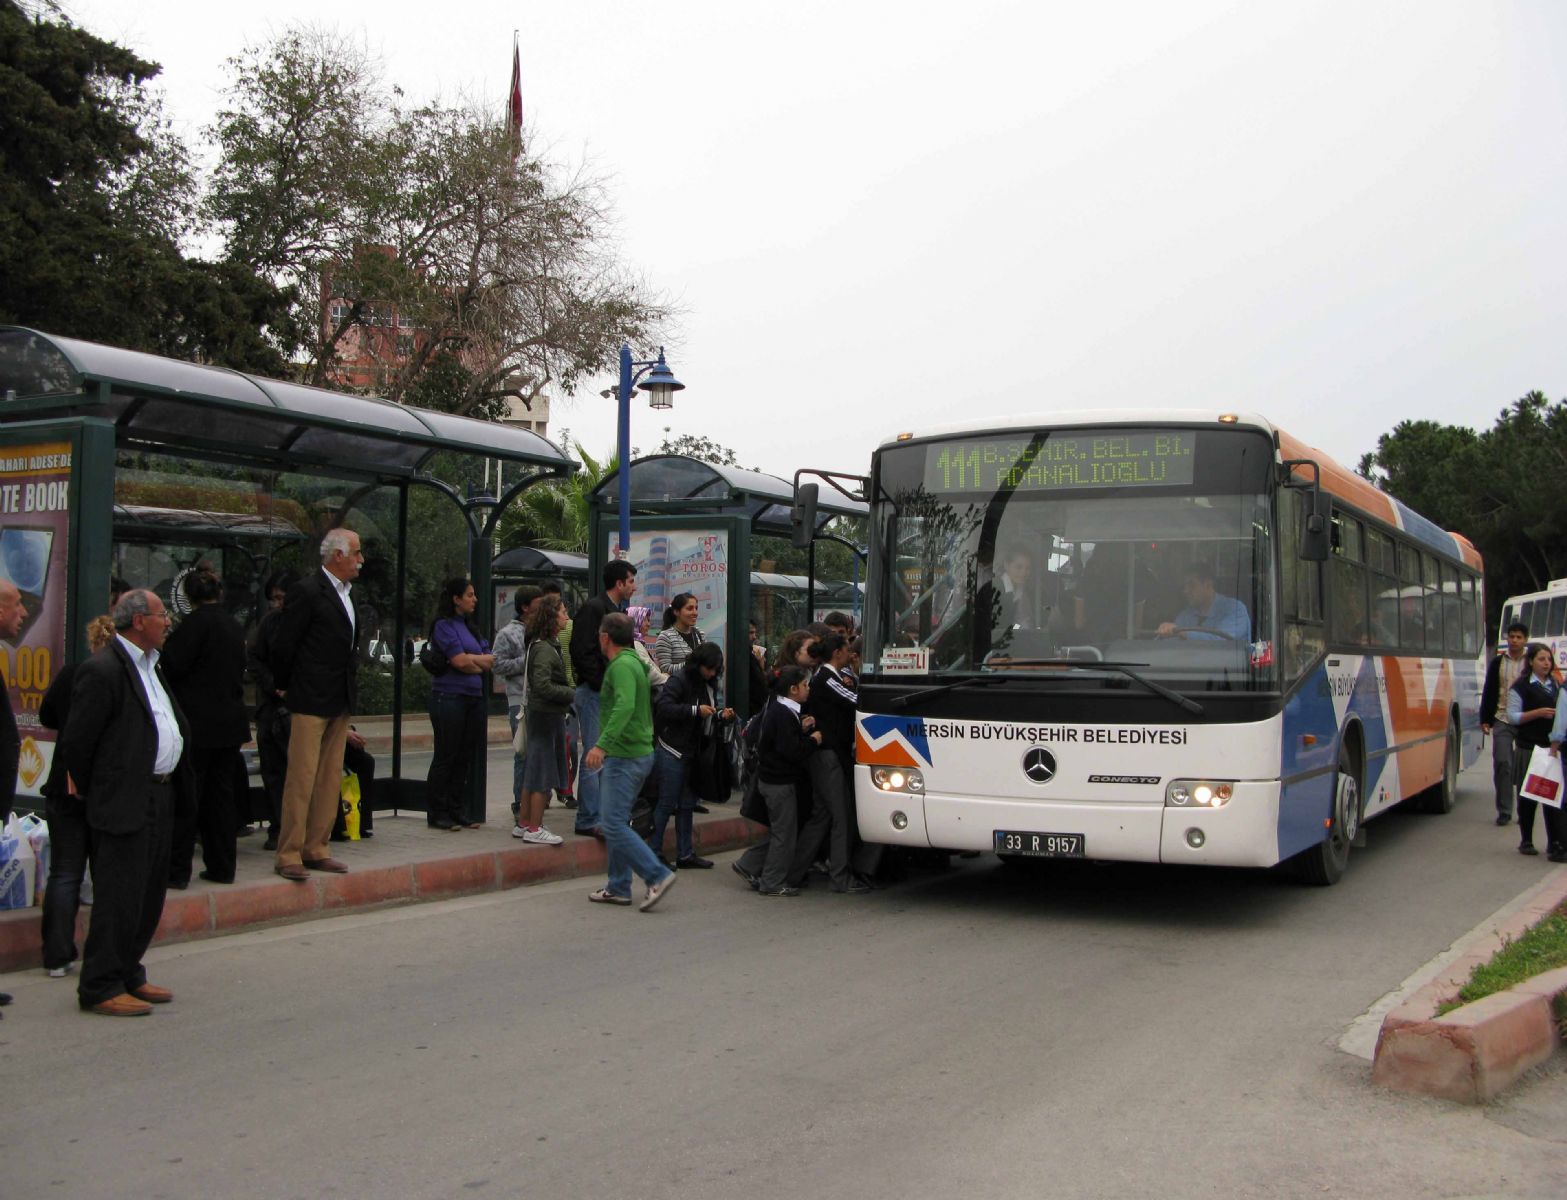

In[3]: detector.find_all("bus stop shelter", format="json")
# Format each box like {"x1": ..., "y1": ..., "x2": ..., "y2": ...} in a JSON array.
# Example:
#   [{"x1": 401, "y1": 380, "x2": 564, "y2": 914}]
[
  {"x1": 587, "y1": 455, "x2": 866, "y2": 716},
  {"x1": 0, "y1": 326, "x2": 573, "y2": 817}
]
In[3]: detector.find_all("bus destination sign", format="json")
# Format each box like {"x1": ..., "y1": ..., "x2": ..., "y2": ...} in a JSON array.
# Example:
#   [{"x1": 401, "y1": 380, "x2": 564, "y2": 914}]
[{"x1": 925, "y1": 431, "x2": 1196, "y2": 493}]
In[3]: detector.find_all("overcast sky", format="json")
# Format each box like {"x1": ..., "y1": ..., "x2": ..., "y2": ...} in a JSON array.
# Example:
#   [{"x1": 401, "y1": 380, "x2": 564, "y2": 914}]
[{"x1": 62, "y1": 0, "x2": 1567, "y2": 485}]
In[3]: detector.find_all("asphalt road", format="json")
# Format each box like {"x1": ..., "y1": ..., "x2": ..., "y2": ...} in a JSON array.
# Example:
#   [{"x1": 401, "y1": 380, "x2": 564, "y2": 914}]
[{"x1": 2, "y1": 760, "x2": 1564, "y2": 1199}]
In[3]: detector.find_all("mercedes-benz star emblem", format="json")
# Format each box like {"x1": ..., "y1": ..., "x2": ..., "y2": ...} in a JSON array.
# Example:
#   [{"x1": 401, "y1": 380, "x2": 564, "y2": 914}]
[{"x1": 1022, "y1": 747, "x2": 1057, "y2": 785}]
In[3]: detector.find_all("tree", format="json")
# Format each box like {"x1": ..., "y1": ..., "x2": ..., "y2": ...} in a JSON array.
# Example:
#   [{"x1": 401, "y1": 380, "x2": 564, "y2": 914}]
[
  {"x1": 206, "y1": 28, "x2": 672, "y2": 417},
  {"x1": 0, "y1": 1, "x2": 288, "y2": 371},
  {"x1": 656, "y1": 430, "x2": 745, "y2": 468},
  {"x1": 494, "y1": 439, "x2": 616, "y2": 554},
  {"x1": 1360, "y1": 391, "x2": 1567, "y2": 623}
]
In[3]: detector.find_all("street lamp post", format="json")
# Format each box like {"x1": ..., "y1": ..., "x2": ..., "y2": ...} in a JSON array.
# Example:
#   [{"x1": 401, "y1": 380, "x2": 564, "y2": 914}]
[{"x1": 614, "y1": 344, "x2": 684, "y2": 555}]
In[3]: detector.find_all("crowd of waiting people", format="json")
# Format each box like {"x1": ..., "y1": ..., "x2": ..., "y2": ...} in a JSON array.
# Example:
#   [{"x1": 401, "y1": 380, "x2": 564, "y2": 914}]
[
  {"x1": 2, "y1": 537, "x2": 872, "y2": 1016},
  {"x1": 1479, "y1": 620, "x2": 1567, "y2": 862},
  {"x1": 483, "y1": 559, "x2": 877, "y2": 902}
]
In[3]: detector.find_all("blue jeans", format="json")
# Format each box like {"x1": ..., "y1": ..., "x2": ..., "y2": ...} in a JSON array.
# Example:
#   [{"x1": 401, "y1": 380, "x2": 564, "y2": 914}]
[
  {"x1": 42, "y1": 793, "x2": 89, "y2": 970},
  {"x1": 600, "y1": 752, "x2": 668, "y2": 898},
  {"x1": 573, "y1": 685, "x2": 602, "y2": 831},
  {"x1": 650, "y1": 743, "x2": 695, "y2": 862}
]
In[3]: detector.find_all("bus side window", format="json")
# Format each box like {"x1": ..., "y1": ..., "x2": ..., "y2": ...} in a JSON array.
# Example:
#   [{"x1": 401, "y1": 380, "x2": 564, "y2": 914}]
[
  {"x1": 1521, "y1": 599, "x2": 1538, "y2": 639},
  {"x1": 1549, "y1": 595, "x2": 1567, "y2": 638},
  {"x1": 1280, "y1": 489, "x2": 1323, "y2": 681},
  {"x1": 1463, "y1": 576, "x2": 1480, "y2": 657},
  {"x1": 1329, "y1": 513, "x2": 1368, "y2": 645},
  {"x1": 1423, "y1": 555, "x2": 1443, "y2": 654},
  {"x1": 1441, "y1": 563, "x2": 1462, "y2": 655}
]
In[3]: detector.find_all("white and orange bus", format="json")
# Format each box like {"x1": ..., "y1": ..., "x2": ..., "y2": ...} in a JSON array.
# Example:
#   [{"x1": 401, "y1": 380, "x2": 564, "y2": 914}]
[{"x1": 852, "y1": 411, "x2": 1485, "y2": 884}]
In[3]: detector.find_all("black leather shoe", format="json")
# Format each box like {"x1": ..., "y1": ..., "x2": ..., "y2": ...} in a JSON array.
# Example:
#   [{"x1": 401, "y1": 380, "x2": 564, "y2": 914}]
[
  {"x1": 0, "y1": 991, "x2": 12, "y2": 1006},
  {"x1": 1496, "y1": 814, "x2": 1512, "y2": 826},
  {"x1": 262, "y1": 834, "x2": 279, "y2": 851},
  {"x1": 197, "y1": 871, "x2": 234, "y2": 884},
  {"x1": 1520, "y1": 843, "x2": 1540, "y2": 856},
  {"x1": 676, "y1": 856, "x2": 715, "y2": 870},
  {"x1": 692, "y1": 804, "x2": 710, "y2": 814},
  {"x1": 1548, "y1": 848, "x2": 1567, "y2": 864}
]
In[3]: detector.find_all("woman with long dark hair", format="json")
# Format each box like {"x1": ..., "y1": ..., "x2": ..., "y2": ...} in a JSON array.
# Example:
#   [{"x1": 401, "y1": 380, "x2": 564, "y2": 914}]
[
  {"x1": 426, "y1": 577, "x2": 494, "y2": 830},
  {"x1": 654, "y1": 592, "x2": 704, "y2": 676},
  {"x1": 1508, "y1": 642, "x2": 1567, "y2": 859},
  {"x1": 513, "y1": 595, "x2": 571, "y2": 845}
]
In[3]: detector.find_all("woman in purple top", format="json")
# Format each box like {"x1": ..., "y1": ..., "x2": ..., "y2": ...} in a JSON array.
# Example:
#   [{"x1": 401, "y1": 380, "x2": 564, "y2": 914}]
[{"x1": 426, "y1": 577, "x2": 494, "y2": 830}]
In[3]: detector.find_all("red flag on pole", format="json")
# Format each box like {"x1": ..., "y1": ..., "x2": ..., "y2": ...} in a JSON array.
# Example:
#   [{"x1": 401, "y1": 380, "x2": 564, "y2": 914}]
[{"x1": 506, "y1": 36, "x2": 523, "y2": 160}]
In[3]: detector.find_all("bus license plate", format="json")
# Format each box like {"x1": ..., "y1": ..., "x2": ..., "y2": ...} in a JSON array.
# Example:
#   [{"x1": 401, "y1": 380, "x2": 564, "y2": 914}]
[{"x1": 994, "y1": 831, "x2": 1085, "y2": 858}]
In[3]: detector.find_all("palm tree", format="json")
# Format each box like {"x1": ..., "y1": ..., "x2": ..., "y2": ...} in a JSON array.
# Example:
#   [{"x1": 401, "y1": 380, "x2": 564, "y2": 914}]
[{"x1": 496, "y1": 438, "x2": 616, "y2": 554}]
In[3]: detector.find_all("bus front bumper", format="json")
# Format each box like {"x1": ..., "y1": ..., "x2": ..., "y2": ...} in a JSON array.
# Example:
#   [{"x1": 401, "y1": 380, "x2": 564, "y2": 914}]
[{"x1": 856, "y1": 782, "x2": 1283, "y2": 869}]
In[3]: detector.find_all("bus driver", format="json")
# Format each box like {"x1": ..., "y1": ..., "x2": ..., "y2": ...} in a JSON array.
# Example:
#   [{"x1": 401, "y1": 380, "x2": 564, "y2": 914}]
[{"x1": 1157, "y1": 561, "x2": 1250, "y2": 643}]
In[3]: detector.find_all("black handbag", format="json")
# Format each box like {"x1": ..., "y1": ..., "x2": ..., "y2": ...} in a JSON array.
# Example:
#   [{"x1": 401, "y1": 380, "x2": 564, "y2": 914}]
[
  {"x1": 418, "y1": 640, "x2": 448, "y2": 676},
  {"x1": 738, "y1": 772, "x2": 770, "y2": 826}
]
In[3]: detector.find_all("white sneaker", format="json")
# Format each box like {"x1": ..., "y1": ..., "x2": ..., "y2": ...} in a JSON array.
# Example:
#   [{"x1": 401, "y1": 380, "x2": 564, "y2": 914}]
[
  {"x1": 640, "y1": 871, "x2": 677, "y2": 912},
  {"x1": 521, "y1": 826, "x2": 563, "y2": 845},
  {"x1": 47, "y1": 965, "x2": 72, "y2": 978},
  {"x1": 511, "y1": 825, "x2": 529, "y2": 838}
]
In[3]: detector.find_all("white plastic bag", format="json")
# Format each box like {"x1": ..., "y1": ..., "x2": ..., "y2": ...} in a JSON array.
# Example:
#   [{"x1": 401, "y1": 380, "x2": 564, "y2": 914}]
[
  {"x1": 0, "y1": 813, "x2": 37, "y2": 910},
  {"x1": 19, "y1": 812, "x2": 48, "y2": 905},
  {"x1": 1520, "y1": 746, "x2": 1564, "y2": 809}
]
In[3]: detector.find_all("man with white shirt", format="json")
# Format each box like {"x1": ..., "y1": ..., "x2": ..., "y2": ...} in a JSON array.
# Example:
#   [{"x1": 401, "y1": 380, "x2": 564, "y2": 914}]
[
  {"x1": 63, "y1": 589, "x2": 191, "y2": 1016},
  {"x1": 269, "y1": 529, "x2": 365, "y2": 881}
]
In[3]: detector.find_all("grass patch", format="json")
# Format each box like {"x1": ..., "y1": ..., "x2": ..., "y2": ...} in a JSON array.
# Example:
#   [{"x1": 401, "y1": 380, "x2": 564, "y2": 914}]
[{"x1": 1435, "y1": 902, "x2": 1567, "y2": 1015}]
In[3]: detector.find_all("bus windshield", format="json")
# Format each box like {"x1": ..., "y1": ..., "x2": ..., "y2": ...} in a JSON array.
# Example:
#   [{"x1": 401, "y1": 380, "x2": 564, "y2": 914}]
[{"x1": 866, "y1": 426, "x2": 1279, "y2": 692}]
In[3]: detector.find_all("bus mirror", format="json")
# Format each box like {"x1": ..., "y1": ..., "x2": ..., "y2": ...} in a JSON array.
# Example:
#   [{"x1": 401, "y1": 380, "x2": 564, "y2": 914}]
[
  {"x1": 1300, "y1": 490, "x2": 1330, "y2": 561},
  {"x1": 791, "y1": 483, "x2": 819, "y2": 550}
]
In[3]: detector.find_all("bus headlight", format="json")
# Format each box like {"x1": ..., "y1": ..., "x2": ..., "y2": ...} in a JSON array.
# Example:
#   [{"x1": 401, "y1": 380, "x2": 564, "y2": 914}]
[
  {"x1": 1166, "y1": 780, "x2": 1233, "y2": 808},
  {"x1": 873, "y1": 767, "x2": 924, "y2": 794}
]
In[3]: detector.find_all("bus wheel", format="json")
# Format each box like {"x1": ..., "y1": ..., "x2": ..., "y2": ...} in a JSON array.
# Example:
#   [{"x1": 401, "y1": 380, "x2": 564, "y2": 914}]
[
  {"x1": 1291, "y1": 747, "x2": 1358, "y2": 886},
  {"x1": 1416, "y1": 716, "x2": 1460, "y2": 815}
]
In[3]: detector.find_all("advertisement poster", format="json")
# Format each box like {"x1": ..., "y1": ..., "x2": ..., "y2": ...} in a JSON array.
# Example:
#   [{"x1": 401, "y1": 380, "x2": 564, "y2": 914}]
[
  {"x1": 0, "y1": 441, "x2": 72, "y2": 799},
  {"x1": 606, "y1": 528, "x2": 729, "y2": 654}
]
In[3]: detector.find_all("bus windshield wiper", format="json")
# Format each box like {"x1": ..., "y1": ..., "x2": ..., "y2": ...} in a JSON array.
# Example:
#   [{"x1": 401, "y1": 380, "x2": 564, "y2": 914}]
[
  {"x1": 885, "y1": 676, "x2": 1018, "y2": 710},
  {"x1": 993, "y1": 659, "x2": 1205, "y2": 716}
]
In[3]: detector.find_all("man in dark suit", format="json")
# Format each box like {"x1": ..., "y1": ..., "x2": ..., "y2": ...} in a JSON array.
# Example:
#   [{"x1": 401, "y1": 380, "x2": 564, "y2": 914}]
[
  {"x1": 63, "y1": 589, "x2": 190, "y2": 1017},
  {"x1": 0, "y1": 579, "x2": 24, "y2": 1018},
  {"x1": 161, "y1": 569, "x2": 252, "y2": 885},
  {"x1": 268, "y1": 529, "x2": 364, "y2": 881}
]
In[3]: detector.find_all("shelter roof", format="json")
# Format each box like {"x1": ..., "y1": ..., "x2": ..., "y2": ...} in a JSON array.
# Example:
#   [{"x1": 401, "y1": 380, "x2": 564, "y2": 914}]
[
  {"x1": 591, "y1": 454, "x2": 865, "y2": 537},
  {"x1": 0, "y1": 327, "x2": 572, "y2": 480}
]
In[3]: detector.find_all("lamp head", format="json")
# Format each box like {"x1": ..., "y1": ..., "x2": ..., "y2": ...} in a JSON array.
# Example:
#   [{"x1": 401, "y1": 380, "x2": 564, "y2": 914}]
[{"x1": 638, "y1": 348, "x2": 684, "y2": 410}]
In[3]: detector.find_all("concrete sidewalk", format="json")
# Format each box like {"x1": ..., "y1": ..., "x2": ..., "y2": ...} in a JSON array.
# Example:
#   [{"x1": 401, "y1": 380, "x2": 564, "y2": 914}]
[{"x1": 0, "y1": 748, "x2": 762, "y2": 973}]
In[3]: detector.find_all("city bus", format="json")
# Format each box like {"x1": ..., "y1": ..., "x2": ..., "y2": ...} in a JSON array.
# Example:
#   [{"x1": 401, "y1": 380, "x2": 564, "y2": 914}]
[
  {"x1": 1495, "y1": 580, "x2": 1567, "y2": 669},
  {"x1": 850, "y1": 411, "x2": 1486, "y2": 885}
]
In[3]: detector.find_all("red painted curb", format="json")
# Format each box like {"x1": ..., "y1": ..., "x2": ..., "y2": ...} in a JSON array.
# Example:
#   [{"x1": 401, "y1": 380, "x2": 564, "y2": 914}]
[
  {"x1": 414, "y1": 852, "x2": 499, "y2": 900},
  {"x1": 321, "y1": 864, "x2": 416, "y2": 911},
  {"x1": 1373, "y1": 868, "x2": 1567, "y2": 1102},
  {"x1": 155, "y1": 893, "x2": 214, "y2": 941},
  {"x1": 211, "y1": 877, "x2": 322, "y2": 929},
  {"x1": 0, "y1": 817, "x2": 766, "y2": 972}
]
